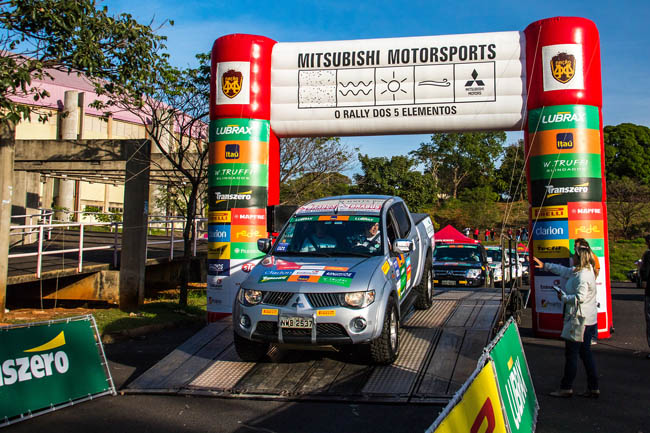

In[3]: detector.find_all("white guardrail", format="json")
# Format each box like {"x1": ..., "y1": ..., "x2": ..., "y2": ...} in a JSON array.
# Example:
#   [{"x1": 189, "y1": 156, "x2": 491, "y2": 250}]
[{"x1": 8, "y1": 211, "x2": 207, "y2": 278}]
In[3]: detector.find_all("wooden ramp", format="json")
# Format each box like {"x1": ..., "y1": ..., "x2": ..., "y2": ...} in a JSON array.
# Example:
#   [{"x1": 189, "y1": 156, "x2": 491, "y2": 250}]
[{"x1": 126, "y1": 288, "x2": 504, "y2": 403}]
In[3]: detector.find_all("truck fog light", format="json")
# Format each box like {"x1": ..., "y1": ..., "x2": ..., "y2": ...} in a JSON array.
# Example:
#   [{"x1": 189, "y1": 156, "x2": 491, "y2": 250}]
[
  {"x1": 351, "y1": 317, "x2": 367, "y2": 332},
  {"x1": 240, "y1": 314, "x2": 251, "y2": 329}
]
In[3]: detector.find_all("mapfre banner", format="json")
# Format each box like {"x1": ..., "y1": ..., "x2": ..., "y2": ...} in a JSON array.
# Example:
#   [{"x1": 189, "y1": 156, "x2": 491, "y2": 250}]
[{"x1": 270, "y1": 31, "x2": 525, "y2": 136}]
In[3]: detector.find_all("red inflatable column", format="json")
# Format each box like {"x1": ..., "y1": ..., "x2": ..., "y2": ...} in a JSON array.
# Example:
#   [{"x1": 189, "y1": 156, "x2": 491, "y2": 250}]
[
  {"x1": 525, "y1": 17, "x2": 612, "y2": 338},
  {"x1": 207, "y1": 34, "x2": 277, "y2": 321}
]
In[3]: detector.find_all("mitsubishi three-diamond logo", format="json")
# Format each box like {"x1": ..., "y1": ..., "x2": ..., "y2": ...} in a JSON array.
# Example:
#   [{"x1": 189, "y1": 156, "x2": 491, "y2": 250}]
[{"x1": 465, "y1": 70, "x2": 485, "y2": 87}]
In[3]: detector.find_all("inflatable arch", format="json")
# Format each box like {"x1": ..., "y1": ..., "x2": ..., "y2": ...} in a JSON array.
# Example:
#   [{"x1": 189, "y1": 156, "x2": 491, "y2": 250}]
[{"x1": 207, "y1": 16, "x2": 612, "y2": 339}]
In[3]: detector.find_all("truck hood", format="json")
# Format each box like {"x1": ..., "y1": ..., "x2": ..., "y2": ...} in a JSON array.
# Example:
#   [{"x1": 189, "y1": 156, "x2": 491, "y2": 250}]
[
  {"x1": 433, "y1": 261, "x2": 483, "y2": 269},
  {"x1": 243, "y1": 255, "x2": 386, "y2": 293}
]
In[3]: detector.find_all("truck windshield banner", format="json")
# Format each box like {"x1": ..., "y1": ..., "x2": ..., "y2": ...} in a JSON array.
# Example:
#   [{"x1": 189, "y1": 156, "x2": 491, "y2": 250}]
[{"x1": 0, "y1": 316, "x2": 114, "y2": 426}]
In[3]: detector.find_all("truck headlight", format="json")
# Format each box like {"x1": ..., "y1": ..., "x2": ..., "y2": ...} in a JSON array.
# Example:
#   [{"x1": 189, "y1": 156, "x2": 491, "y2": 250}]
[
  {"x1": 341, "y1": 290, "x2": 375, "y2": 308},
  {"x1": 466, "y1": 269, "x2": 482, "y2": 279},
  {"x1": 238, "y1": 289, "x2": 263, "y2": 306},
  {"x1": 493, "y1": 267, "x2": 502, "y2": 277}
]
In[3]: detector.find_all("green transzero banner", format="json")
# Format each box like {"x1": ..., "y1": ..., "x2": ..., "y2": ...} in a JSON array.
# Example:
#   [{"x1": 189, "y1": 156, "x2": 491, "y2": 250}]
[
  {"x1": 0, "y1": 316, "x2": 114, "y2": 426},
  {"x1": 487, "y1": 319, "x2": 538, "y2": 433}
]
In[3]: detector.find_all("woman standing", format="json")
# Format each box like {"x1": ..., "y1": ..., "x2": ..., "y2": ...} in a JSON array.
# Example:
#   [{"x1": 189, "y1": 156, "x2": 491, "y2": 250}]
[{"x1": 532, "y1": 244, "x2": 599, "y2": 398}]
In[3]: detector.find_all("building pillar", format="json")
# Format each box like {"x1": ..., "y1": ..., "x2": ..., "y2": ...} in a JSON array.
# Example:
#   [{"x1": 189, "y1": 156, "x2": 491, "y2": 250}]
[
  {"x1": 0, "y1": 122, "x2": 16, "y2": 319},
  {"x1": 118, "y1": 140, "x2": 151, "y2": 311},
  {"x1": 55, "y1": 90, "x2": 79, "y2": 221},
  {"x1": 42, "y1": 177, "x2": 54, "y2": 210}
]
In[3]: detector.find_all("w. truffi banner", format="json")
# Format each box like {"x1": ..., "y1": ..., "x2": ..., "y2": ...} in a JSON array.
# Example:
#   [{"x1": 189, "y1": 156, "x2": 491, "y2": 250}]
[{"x1": 0, "y1": 316, "x2": 115, "y2": 426}]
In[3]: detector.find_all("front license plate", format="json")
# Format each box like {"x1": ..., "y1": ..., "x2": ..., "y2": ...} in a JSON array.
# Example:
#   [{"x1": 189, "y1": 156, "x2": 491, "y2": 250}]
[
  {"x1": 442, "y1": 280, "x2": 456, "y2": 286},
  {"x1": 280, "y1": 316, "x2": 313, "y2": 329}
]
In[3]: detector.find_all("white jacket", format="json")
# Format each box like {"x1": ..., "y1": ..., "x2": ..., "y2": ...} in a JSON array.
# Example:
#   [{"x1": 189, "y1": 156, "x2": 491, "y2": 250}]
[{"x1": 544, "y1": 262, "x2": 598, "y2": 326}]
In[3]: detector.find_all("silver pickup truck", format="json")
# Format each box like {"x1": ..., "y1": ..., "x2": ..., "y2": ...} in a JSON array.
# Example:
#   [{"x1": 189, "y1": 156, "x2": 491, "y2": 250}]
[{"x1": 233, "y1": 195, "x2": 436, "y2": 364}]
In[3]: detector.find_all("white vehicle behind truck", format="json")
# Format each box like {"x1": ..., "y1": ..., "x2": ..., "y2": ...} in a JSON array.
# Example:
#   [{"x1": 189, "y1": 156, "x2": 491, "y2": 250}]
[{"x1": 233, "y1": 195, "x2": 436, "y2": 364}]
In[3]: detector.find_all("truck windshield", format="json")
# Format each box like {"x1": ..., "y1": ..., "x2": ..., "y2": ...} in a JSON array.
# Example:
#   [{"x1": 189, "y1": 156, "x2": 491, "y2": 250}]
[
  {"x1": 272, "y1": 215, "x2": 383, "y2": 257},
  {"x1": 486, "y1": 249, "x2": 502, "y2": 262},
  {"x1": 434, "y1": 245, "x2": 482, "y2": 262}
]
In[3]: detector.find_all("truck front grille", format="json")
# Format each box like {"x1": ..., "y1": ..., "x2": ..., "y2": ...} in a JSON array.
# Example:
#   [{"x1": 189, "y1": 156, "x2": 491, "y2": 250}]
[
  {"x1": 306, "y1": 293, "x2": 340, "y2": 308},
  {"x1": 262, "y1": 291, "x2": 292, "y2": 306}
]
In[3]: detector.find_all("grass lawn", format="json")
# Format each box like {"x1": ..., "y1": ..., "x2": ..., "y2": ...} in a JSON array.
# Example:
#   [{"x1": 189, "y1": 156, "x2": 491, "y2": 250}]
[
  {"x1": 2, "y1": 287, "x2": 207, "y2": 338},
  {"x1": 609, "y1": 238, "x2": 646, "y2": 281}
]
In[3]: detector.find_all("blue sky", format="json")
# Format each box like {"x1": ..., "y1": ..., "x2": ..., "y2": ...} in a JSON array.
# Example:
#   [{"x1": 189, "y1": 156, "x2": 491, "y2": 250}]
[{"x1": 105, "y1": 0, "x2": 649, "y2": 170}]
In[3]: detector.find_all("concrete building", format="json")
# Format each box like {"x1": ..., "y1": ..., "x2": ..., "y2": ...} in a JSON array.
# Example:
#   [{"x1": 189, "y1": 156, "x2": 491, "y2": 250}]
[{"x1": 9, "y1": 68, "x2": 167, "y2": 223}]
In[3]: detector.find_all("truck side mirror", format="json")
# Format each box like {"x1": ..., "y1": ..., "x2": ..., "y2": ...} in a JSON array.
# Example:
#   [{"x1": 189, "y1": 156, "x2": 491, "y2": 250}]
[
  {"x1": 487, "y1": 257, "x2": 493, "y2": 263},
  {"x1": 257, "y1": 238, "x2": 272, "y2": 253},
  {"x1": 393, "y1": 239, "x2": 414, "y2": 254}
]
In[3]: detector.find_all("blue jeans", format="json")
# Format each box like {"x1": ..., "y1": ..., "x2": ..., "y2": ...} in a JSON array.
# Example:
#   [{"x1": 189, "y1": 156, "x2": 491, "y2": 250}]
[{"x1": 561, "y1": 324, "x2": 599, "y2": 390}]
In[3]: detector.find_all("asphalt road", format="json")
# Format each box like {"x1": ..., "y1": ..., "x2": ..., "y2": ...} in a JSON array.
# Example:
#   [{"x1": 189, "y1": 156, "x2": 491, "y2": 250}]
[{"x1": 4, "y1": 283, "x2": 650, "y2": 433}]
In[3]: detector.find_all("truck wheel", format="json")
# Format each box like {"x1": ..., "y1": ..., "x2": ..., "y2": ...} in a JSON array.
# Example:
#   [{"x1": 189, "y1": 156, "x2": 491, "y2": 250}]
[
  {"x1": 233, "y1": 332, "x2": 269, "y2": 362},
  {"x1": 415, "y1": 254, "x2": 434, "y2": 310},
  {"x1": 370, "y1": 297, "x2": 399, "y2": 365}
]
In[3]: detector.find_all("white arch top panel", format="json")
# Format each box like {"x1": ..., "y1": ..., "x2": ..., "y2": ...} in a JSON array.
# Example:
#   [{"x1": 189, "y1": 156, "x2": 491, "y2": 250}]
[{"x1": 270, "y1": 31, "x2": 526, "y2": 137}]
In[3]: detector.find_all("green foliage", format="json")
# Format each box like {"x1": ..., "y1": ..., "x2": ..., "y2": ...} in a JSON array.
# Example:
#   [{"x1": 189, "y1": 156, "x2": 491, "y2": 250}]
[
  {"x1": 608, "y1": 238, "x2": 647, "y2": 281},
  {"x1": 606, "y1": 177, "x2": 650, "y2": 240},
  {"x1": 281, "y1": 172, "x2": 351, "y2": 205},
  {"x1": 604, "y1": 123, "x2": 650, "y2": 185},
  {"x1": 494, "y1": 139, "x2": 527, "y2": 201},
  {"x1": 83, "y1": 205, "x2": 122, "y2": 223},
  {"x1": 353, "y1": 154, "x2": 436, "y2": 212},
  {"x1": 458, "y1": 186, "x2": 500, "y2": 229},
  {"x1": 0, "y1": 0, "x2": 169, "y2": 125},
  {"x1": 411, "y1": 131, "x2": 505, "y2": 198}
]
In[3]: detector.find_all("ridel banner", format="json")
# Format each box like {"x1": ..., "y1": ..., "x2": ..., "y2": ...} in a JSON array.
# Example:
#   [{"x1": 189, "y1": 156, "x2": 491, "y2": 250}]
[{"x1": 0, "y1": 316, "x2": 115, "y2": 427}]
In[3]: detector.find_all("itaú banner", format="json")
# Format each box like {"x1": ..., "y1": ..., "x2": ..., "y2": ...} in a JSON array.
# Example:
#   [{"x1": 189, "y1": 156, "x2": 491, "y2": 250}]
[{"x1": 270, "y1": 31, "x2": 526, "y2": 137}]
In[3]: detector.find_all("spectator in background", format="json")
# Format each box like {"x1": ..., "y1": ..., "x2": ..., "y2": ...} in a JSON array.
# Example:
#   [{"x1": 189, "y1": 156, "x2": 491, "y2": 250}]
[
  {"x1": 507, "y1": 228, "x2": 513, "y2": 239},
  {"x1": 516, "y1": 228, "x2": 522, "y2": 241},
  {"x1": 491, "y1": 228, "x2": 496, "y2": 241},
  {"x1": 464, "y1": 227, "x2": 471, "y2": 238},
  {"x1": 522, "y1": 227, "x2": 529, "y2": 242},
  {"x1": 640, "y1": 234, "x2": 650, "y2": 359},
  {"x1": 473, "y1": 227, "x2": 479, "y2": 240},
  {"x1": 485, "y1": 228, "x2": 490, "y2": 242}
]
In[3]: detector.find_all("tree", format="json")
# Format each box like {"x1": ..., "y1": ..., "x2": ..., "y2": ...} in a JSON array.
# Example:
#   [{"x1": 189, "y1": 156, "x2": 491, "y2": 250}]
[
  {"x1": 279, "y1": 137, "x2": 355, "y2": 204},
  {"x1": 458, "y1": 186, "x2": 500, "y2": 230},
  {"x1": 0, "y1": 0, "x2": 168, "y2": 126},
  {"x1": 606, "y1": 177, "x2": 650, "y2": 240},
  {"x1": 604, "y1": 123, "x2": 650, "y2": 185},
  {"x1": 410, "y1": 132, "x2": 505, "y2": 199},
  {"x1": 281, "y1": 172, "x2": 350, "y2": 205},
  {"x1": 353, "y1": 155, "x2": 436, "y2": 212},
  {"x1": 494, "y1": 139, "x2": 528, "y2": 202},
  {"x1": 95, "y1": 54, "x2": 210, "y2": 307}
]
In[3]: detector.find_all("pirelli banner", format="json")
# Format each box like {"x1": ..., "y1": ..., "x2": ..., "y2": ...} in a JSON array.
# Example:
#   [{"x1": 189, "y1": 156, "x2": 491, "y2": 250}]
[
  {"x1": 427, "y1": 319, "x2": 538, "y2": 433},
  {"x1": 0, "y1": 316, "x2": 115, "y2": 427},
  {"x1": 524, "y1": 19, "x2": 612, "y2": 338},
  {"x1": 210, "y1": 18, "x2": 609, "y2": 328}
]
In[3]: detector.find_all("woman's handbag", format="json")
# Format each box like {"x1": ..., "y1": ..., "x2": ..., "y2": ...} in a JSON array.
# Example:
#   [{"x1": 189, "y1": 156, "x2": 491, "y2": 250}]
[{"x1": 561, "y1": 302, "x2": 586, "y2": 342}]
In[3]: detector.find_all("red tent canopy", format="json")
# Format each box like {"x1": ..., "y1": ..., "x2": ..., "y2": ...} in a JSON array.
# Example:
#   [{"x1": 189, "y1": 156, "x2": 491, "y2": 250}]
[{"x1": 435, "y1": 225, "x2": 479, "y2": 244}]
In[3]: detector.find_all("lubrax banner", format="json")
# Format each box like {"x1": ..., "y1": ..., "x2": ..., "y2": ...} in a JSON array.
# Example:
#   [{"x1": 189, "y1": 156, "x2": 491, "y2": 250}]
[
  {"x1": 427, "y1": 319, "x2": 537, "y2": 433},
  {"x1": 0, "y1": 316, "x2": 114, "y2": 427}
]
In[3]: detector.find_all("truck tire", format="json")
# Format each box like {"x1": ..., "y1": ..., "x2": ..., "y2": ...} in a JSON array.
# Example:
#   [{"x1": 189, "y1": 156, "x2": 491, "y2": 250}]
[
  {"x1": 233, "y1": 332, "x2": 269, "y2": 362},
  {"x1": 415, "y1": 254, "x2": 434, "y2": 310},
  {"x1": 370, "y1": 297, "x2": 399, "y2": 365}
]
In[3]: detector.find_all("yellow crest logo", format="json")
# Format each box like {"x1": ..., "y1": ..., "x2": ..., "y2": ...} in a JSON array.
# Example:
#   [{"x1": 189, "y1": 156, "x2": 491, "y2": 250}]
[
  {"x1": 551, "y1": 52, "x2": 576, "y2": 84},
  {"x1": 221, "y1": 69, "x2": 243, "y2": 98}
]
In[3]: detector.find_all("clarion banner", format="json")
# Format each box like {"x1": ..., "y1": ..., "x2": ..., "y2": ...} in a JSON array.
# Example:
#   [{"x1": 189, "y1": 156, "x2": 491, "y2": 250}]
[
  {"x1": 0, "y1": 316, "x2": 115, "y2": 427},
  {"x1": 427, "y1": 319, "x2": 537, "y2": 433}
]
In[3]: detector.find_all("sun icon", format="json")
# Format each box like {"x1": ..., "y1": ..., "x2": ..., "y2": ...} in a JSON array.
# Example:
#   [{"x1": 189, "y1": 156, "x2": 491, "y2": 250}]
[{"x1": 381, "y1": 71, "x2": 408, "y2": 101}]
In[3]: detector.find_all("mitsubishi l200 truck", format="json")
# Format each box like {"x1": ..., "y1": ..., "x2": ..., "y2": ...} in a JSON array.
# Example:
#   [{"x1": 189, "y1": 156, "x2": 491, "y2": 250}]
[{"x1": 232, "y1": 195, "x2": 436, "y2": 364}]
